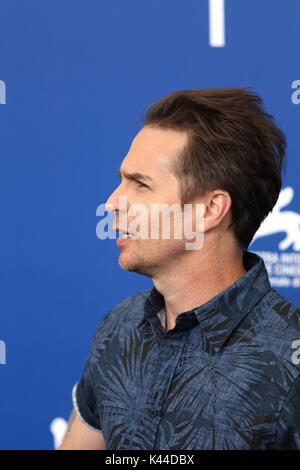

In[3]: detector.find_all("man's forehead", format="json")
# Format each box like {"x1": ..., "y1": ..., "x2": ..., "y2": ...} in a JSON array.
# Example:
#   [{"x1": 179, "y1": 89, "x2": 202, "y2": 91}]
[
  {"x1": 117, "y1": 165, "x2": 155, "y2": 184},
  {"x1": 132, "y1": 126, "x2": 188, "y2": 156},
  {"x1": 122, "y1": 126, "x2": 188, "y2": 176}
]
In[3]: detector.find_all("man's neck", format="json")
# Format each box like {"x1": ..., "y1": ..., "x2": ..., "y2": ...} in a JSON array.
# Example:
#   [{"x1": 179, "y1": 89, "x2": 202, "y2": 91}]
[{"x1": 152, "y1": 242, "x2": 247, "y2": 332}]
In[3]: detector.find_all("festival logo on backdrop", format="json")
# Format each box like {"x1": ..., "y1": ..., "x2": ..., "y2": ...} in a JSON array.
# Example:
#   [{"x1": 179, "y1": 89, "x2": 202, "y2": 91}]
[
  {"x1": 50, "y1": 418, "x2": 68, "y2": 450},
  {"x1": 250, "y1": 186, "x2": 300, "y2": 288}
]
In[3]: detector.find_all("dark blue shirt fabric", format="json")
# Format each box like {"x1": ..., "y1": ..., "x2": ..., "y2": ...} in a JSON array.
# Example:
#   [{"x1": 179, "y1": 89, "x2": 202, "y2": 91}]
[{"x1": 72, "y1": 251, "x2": 300, "y2": 450}]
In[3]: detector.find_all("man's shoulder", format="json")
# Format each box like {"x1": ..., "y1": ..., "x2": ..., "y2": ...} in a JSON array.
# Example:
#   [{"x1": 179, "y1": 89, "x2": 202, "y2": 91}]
[
  {"x1": 93, "y1": 287, "x2": 152, "y2": 340},
  {"x1": 263, "y1": 287, "x2": 300, "y2": 333},
  {"x1": 256, "y1": 287, "x2": 300, "y2": 365},
  {"x1": 109, "y1": 287, "x2": 152, "y2": 321}
]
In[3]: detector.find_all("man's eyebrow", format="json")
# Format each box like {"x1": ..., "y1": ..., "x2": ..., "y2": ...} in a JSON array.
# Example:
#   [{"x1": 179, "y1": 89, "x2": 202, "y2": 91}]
[{"x1": 117, "y1": 167, "x2": 154, "y2": 184}]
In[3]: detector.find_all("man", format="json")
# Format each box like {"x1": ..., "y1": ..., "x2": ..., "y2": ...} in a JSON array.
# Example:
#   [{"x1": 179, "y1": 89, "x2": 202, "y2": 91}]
[{"x1": 59, "y1": 88, "x2": 300, "y2": 450}]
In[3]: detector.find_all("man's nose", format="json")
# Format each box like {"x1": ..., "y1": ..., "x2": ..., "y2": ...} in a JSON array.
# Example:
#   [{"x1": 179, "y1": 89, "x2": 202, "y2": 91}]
[
  {"x1": 105, "y1": 185, "x2": 128, "y2": 214},
  {"x1": 105, "y1": 191, "x2": 118, "y2": 214}
]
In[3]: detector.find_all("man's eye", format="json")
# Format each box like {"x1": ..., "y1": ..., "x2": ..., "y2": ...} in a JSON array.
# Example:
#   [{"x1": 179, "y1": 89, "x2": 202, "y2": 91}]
[{"x1": 136, "y1": 181, "x2": 148, "y2": 188}]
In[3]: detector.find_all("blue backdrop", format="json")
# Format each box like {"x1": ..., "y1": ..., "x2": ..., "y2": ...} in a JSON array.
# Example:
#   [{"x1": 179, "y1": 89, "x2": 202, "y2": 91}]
[{"x1": 0, "y1": 0, "x2": 299, "y2": 450}]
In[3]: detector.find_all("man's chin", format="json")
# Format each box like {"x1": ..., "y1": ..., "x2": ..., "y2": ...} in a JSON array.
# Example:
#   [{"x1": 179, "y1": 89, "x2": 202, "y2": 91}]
[{"x1": 118, "y1": 255, "x2": 152, "y2": 276}]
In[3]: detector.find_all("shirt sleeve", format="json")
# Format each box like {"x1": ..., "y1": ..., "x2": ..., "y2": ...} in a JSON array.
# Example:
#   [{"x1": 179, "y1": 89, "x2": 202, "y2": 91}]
[
  {"x1": 276, "y1": 373, "x2": 300, "y2": 449},
  {"x1": 72, "y1": 331, "x2": 102, "y2": 433}
]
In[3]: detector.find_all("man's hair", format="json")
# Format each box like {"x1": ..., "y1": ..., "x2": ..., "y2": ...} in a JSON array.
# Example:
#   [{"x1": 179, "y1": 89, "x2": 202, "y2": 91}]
[{"x1": 141, "y1": 87, "x2": 287, "y2": 249}]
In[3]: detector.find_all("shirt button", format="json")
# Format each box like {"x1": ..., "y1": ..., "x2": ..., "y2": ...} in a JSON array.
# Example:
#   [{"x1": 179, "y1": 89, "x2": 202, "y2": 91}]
[{"x1": 148, "y1": 409, "x2": 157, "y2": 418}]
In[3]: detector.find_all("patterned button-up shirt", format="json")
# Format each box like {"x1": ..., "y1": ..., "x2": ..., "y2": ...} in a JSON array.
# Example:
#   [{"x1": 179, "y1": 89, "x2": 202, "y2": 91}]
[{"x1": 72, "y1": 251, "x2": 300, "y2": 449}]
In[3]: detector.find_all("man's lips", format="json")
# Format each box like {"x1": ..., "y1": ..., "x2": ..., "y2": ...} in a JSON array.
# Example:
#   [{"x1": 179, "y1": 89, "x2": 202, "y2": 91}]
[
  {"x1": 116, "y1": 236, "x2": 134, "y2": 246},
  {"x1": 115, "y1": 228, "x2": 135, "y2": 246},
  {"x1": 115, "y1": 228, "x2": 133, "y2": 236}
]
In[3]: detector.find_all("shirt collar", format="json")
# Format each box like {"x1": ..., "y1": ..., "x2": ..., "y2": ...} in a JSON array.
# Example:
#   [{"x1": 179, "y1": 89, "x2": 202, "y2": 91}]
[{"x1": 139, "y1": 251, "x2": 271, "y2": 353}]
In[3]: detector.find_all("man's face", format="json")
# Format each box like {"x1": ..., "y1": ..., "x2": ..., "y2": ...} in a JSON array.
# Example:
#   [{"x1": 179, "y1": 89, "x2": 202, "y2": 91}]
[{"x1": 105, "y1": 125, "x2": 193, "y2": 277}]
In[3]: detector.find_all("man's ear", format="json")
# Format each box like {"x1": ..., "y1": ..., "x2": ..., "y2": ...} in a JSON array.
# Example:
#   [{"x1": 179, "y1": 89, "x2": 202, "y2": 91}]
[{"x1": 202, "y1": 189, "x2": 232, "y2": 232}]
